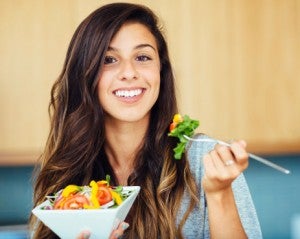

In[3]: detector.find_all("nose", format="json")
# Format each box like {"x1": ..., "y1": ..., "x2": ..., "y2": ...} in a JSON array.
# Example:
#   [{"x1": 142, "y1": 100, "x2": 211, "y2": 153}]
[{"x1": 118, "y1": 60, "x2": 139, "y2": 81}]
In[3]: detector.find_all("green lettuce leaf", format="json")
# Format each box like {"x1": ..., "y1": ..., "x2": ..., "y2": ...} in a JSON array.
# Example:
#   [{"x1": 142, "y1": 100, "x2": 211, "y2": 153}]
[{"x1": 168, "y1": 115, "x2": 199, "y2": 160}]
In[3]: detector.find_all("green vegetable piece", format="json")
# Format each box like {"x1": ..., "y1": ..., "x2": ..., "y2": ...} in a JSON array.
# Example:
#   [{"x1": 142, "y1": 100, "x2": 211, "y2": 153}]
[{"x1": 168, "y1": 114, "x2": 199, "y2": 160}]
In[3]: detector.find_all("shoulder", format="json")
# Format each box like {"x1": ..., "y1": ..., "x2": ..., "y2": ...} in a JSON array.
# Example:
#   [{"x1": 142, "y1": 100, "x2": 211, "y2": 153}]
[
  {"x1": 185, "y1": 133, "x2": 216, "y2": 183},
  {"x1": 185, "y1": 134, "x2": 262, "y2": 238},
  {"x1": 186, "y1": 133, "x2": 216, "y2": 167}
]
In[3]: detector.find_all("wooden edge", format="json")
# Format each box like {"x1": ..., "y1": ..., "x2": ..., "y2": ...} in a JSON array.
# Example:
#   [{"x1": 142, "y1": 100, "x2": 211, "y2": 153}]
[
  {"x1": 0, "y1": 142, "x2": 299, "y2": 166},
  {"x1": 0, "y1": 151, "x2": 41, "y2": 166}
]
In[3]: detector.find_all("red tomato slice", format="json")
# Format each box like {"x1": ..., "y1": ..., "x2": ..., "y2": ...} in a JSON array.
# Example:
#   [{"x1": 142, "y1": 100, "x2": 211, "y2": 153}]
[
  {"x1": 53, "y1": 195, "x2": 66, "y2": 209},
  {"x1": 169, "y1": 122, "x2": 177, "y2": 132},
  {"x1": 97, "y1": 186, "x2": 112, "y2": 205},
  {"x1": 54, "y1": 194, "x2": 90, "y2": 209}
]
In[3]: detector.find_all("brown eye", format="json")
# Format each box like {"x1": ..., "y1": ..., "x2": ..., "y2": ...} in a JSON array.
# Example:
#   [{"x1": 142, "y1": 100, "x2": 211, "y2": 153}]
[
  {"x1": 136, "y1": 55, "x2": 151, "y2": 62},
  {"x1": 104, "y1": 56, "x2": 117, "y2": 64}
]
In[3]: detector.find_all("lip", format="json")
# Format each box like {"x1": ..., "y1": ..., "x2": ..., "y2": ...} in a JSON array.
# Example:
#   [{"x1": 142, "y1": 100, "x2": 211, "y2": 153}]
[{"x1": 112, "y1": 87, "x2": 146, "y2": 103}]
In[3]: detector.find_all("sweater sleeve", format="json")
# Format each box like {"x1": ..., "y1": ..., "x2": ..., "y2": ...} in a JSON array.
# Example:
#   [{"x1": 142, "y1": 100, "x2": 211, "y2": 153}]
[
  {"x1": 184, "y1": 134, "x2": 262, "y2": 239},
  {"x1": 231, "y1": 174, "x2": 263, "y2": 238}
]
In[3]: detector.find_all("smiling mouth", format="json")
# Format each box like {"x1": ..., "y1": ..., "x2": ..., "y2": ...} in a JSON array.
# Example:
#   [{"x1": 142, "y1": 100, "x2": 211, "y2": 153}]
[{"x1": 114, "y1": 89, "x2": 144, "y2": 98}]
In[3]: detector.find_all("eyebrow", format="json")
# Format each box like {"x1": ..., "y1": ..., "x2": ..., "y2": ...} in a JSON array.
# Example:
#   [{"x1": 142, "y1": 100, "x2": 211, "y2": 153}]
[{"x1": 107, "y1": 43, "x2": 157, "y2": 52}]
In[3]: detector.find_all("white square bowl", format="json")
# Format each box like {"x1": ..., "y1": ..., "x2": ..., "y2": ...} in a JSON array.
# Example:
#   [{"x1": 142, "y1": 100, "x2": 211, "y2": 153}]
[{"x1": 32, "y1": 186, "x2": 140, "y2": 239}]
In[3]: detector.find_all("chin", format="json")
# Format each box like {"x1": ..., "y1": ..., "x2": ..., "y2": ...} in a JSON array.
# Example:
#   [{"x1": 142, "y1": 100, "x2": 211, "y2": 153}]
[
  {"x1": 124, "y1": 113, "x2": 150, "y2": 123},
  {"x1": 111, "y1": 110, "x2": 151, "y2": 124}
]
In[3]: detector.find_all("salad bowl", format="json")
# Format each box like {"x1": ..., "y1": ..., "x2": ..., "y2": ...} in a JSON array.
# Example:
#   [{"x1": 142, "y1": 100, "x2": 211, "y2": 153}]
[{"x1": 32, "y1": 186, "x2": 140, "y2": 239}]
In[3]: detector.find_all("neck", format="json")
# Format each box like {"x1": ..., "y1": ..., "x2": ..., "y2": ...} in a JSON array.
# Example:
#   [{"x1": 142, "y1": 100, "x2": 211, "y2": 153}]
[{"x1": 104, "y1": 115, "x2": 149, "y2": 185}]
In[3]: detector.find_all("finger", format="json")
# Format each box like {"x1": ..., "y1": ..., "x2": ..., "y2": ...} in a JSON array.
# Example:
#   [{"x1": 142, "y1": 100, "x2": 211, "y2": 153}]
[
  {"x1": 216, "y1": 145, "x2": 241, "y2": 181},
  {"x1": 203, "y1": 153, "x2": 217, "y2": 178},
  {"x1": 215, "y1": 144, "x2": 235, "y2": 167},
  {"x1": 76, "y1": 230, "x2": 90, "y2": 239},
  {"x1": 230, "y1": 141, "x2": 249, "y2": 169},
  {"x1": 202, "y1": 148, "x2": 234, "y2": 193},
  {"x1": 109, "y1": 222, "x2": 129, "y2": 239},
  {"x1": 209, "y1": 147, "x2": 227, "y2": 172},
  {"x1": 238, "y1": 139, "x2": 247, "y2": 148}
]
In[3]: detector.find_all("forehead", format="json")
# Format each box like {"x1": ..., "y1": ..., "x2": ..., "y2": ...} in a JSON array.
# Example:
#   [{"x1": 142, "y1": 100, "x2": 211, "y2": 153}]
[{"x1": 109, "y1": 22, "x2": 158, "y2": 50}]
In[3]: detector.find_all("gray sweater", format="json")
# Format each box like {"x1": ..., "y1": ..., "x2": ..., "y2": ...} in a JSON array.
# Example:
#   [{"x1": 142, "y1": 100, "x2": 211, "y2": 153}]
[{"x1": 177, "y1": 134, "x2": 263, "y2": 238}]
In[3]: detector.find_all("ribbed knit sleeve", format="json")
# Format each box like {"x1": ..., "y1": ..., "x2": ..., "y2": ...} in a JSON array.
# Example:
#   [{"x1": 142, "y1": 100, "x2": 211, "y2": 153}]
[{"x1": 176, "y1": 134, "x2": 262, "y2": 238}]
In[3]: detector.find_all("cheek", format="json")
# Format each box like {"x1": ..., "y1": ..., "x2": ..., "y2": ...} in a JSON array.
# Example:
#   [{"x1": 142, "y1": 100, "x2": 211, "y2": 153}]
[
  {"x1": 152, "y1": 70, "x2": 161, "y2": 92},
  {"x1": 150, "y1": 74, "x2": 161, "y2": 104},
  {"x1": 144, "y1": 65, "x2": 160, "y2": 84},
  {"x1": 97, "y1": 76, "x2": 109, "y2": 104}
]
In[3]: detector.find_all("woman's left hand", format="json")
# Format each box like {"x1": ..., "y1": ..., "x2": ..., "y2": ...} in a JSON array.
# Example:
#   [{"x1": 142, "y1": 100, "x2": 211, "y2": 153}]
[
  {"x1": 202, "y1": 140, "x2": 249, "y2": 195},
  {"x1": 76, "y1": 221, "x2": 129, "y2": 239}
]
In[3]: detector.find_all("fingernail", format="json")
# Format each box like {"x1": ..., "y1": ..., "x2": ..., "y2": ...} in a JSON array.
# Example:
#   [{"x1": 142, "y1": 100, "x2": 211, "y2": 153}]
[
  {"x1": 241, "y1": 140, "x2": 247, "y2": 147},
  {"x1": 114, "y1": 233, "x2": 120, "y2": 238},
  {"x1": 122, "y1": 222, "x2": 129, "y2": 230}
]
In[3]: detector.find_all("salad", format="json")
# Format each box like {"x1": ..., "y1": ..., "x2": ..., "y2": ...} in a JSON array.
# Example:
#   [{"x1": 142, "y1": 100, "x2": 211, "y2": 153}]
[
  {"x1": 168, "y1": 114, "x2": 199, "y2": 160},
  {"x1": 44, "y1": 176, "x2": 131, "y2": 210}
]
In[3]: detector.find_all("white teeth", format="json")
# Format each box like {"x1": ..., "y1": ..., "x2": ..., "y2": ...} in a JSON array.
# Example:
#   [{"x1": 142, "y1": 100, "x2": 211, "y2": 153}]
[{"x1": 115, "y1": 89, "x2": 142, "y2": 98}]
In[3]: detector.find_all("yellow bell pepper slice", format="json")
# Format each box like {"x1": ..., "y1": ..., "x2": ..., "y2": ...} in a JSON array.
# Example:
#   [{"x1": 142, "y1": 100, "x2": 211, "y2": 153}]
[
  {"x1": 110, "y1": 189, "x2": 123, "y2": 205},
  {"x1": 90, "y1": 180, "x2": 100, "y2": 208},
  {"x1": 97, "y1": 180, "x2": 109, "y2": 187},
  {"x1": 173, "y1": 113, "x2": 183, "y2": 123},
  {"x1": 61, "y1": 185, "x2": 80, "y2": 197}
]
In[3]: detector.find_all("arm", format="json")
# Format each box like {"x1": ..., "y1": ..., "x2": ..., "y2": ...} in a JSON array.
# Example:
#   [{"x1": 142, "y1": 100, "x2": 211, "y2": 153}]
[
  {"x1": 205, "y1": 187, "x2": 247, "y2": 238},
  {"x1": 202, "y1": 141, "x2": 248, "y2": 239}
]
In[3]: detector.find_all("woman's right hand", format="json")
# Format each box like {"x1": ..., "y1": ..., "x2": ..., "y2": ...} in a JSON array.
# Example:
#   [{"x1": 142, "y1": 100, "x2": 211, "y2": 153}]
[
  {"x1": 76, "y1": 222, "x2": 129, "y2": 239},
  {"x1": 202, "y1": 140, "x2": 249, "y2": 194}
]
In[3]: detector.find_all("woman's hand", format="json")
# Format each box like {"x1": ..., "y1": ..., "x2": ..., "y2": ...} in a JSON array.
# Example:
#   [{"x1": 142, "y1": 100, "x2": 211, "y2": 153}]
[
  {"x1": 202, "y1": 140, "x2": 249, "y2": 195},
  {"x1": 76, "y1": 222, "x2": 129, "y2": 239},
  {"x1": 202, "y1": 140, "x2": 249, "y2": 238}
]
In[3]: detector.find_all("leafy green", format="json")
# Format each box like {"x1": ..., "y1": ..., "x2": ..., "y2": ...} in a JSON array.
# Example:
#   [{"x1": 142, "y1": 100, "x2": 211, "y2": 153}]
[
  {"x1": 168, "y1": 115, "x2": 199, "y2": 160},
  {"x1": 106, "y1": 175, "x2": 111, "y2": 186}
]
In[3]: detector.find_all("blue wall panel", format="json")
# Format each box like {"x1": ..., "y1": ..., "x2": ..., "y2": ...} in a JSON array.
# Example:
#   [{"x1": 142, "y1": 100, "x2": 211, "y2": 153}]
[
  {"x1": 244, "y1": 154, "x2": 300, "y2": 239},
  {"x1": 0, "y1": 166, "x2": 33, "y2": 225}
]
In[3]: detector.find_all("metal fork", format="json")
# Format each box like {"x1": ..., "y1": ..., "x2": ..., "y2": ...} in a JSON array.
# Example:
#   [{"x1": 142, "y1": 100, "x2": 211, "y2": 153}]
[{"x1": 184, "y1": 135, "x2": 291, "y2": 174}]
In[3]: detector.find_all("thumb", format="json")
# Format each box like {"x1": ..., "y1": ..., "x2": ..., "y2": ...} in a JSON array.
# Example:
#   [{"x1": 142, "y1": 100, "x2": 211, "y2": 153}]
[
  {"x1": 238, "y1": 140, "x2": 247, "y2": 149},
  {"x1": 76, "y1": 230, "x2": 91, "y2": 239}
]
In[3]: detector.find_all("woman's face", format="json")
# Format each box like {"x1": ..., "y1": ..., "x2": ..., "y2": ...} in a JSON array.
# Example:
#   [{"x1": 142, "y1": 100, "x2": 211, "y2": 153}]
[{"x1": 97, "y1": 22, "x2": 160, "y2": 124}]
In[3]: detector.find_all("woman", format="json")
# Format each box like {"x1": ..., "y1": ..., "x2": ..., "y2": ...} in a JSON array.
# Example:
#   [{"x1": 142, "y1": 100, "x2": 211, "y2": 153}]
[{"x1": 30, "y1": 3, "x2": 262, "y2": 239}]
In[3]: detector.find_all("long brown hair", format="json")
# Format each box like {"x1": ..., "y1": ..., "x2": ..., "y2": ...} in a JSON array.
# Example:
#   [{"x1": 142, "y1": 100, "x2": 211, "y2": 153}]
[{"x1": 30, "y1": 3, "x2": 199, "y2": 238}]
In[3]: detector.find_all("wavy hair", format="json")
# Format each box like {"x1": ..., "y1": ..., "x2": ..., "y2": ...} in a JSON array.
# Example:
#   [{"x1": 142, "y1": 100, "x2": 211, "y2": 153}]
[{"x1": 30, "y1": 3, "x2": 199, "y2": 238}]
